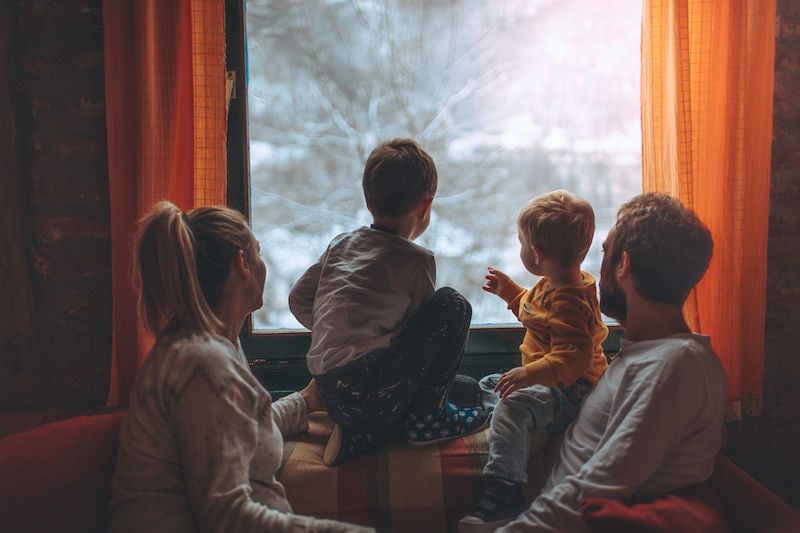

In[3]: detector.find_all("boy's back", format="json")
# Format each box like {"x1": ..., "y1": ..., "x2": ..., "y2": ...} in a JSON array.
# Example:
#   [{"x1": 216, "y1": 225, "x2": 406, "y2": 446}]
[{"x1": 289, "y1": 226, "x2": 435, "y2": 376}]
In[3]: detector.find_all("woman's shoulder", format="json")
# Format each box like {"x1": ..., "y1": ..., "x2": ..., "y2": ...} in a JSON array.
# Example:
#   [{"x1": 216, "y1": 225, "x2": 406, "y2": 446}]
[
  {"x1": 144, "y1": 331, "x2": 257, "y2": 394},
  {"x1": 157, "y1": 330, "x2": 235, "y2": 362}
]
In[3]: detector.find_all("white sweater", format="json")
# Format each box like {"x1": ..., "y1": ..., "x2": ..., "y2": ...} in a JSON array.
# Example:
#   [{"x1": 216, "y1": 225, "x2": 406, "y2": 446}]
[
  {"x1": 110, "y1": 331, "x2": 371, "y2": 532},
  {"x1": 500, "y1": 333, "x2": 727, "y2": 532}
]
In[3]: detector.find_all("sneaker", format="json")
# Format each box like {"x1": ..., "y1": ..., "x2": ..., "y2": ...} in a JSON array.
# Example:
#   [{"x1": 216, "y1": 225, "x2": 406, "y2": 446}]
[
  {"x1": 406, "y1": 402, "x2": 489, "y2": 446},
  {"x1": 458, "y1": 478, "x2": 526, "y2": 532},
  {"x1": 323, "y1": 424, "x2": 373, "y2": 466}
]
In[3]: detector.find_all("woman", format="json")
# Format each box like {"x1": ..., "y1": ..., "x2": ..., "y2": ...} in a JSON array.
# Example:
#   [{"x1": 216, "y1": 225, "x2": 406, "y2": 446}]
[{"x1": 110, "y1": 201, "x2": 372, "y2": 532}]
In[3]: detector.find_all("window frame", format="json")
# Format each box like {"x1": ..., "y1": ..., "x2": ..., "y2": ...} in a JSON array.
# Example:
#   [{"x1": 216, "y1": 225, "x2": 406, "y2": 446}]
[{"x1": 224, "y1": 0, "x2": 622, "y2": 395}]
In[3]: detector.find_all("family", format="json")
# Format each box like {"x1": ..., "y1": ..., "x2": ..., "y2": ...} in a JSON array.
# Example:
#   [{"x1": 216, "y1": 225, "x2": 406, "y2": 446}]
[{"x1": 108, "y1": 138, "x2": 726, "y2": 532}]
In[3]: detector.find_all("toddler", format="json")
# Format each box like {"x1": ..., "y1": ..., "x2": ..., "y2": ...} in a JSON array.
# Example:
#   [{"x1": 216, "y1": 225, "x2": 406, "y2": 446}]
[{"x1": 459, "y1": 190, "x2": 608, "y2": 532}]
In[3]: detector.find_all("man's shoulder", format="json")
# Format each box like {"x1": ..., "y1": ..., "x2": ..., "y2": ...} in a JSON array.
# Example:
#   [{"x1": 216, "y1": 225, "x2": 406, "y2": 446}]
[
  {"x1": 618, "y1": 334, "x2": 723, "y2": 376},
  {"x1": 622, "y1": 333, "x2": 711, "y2": 354},
  {"x1": 656, "y1": 334, "x2": 717, "y2": 361}
]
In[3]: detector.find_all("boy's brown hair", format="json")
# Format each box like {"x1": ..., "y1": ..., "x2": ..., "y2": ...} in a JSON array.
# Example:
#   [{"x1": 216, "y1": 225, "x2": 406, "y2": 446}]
[
  {"x1": 362, "y1": 138, "x2": 437, "y2": 218},
  {"x1": 518, "y1": 190, "x2": 595, "y2": 267}
]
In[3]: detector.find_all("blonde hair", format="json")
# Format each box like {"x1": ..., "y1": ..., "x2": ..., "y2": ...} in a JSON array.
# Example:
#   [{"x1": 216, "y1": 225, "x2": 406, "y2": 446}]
[
  {"x1": 132, "y1": 201, "x2": 255, "y2": 336},
  {"x1": 517, "y1": 190, "x2": 595, "y2": 267}
]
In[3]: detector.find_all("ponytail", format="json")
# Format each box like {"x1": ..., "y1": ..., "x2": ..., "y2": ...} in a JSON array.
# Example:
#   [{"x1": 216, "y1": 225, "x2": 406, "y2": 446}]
[{"x1": 132, "y1": 201, "x2": 224, "y2": 336}]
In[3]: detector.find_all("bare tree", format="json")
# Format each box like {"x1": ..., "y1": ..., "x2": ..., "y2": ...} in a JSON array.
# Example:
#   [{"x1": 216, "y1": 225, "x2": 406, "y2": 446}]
[{"x1": 244, "y1": 0, "x2": 641, "y2": 328}]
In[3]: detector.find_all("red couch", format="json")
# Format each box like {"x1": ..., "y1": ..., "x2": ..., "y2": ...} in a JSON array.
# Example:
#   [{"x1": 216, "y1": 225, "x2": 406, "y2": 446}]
[
  {"x1": 0, "y1": 412, "x2": 124, "y2": 533},
  {"x1": 1, "y1": 412, "x2": 798, "y2": 533}
]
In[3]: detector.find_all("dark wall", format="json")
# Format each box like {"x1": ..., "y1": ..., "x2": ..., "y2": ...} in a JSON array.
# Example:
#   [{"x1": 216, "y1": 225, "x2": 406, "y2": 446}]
[
  {"x1": 0, "y1": 0, "x2": 798, "y2": 507},
  {"x1": 0, "y1": 0, "x2": 110, "y2": 409},
  {"x1": 736, "y1": 0, "x2": 800, "y2": 509}
]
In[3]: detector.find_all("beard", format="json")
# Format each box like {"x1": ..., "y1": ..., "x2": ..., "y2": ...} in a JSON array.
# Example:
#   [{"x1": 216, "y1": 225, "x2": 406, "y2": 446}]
[{"x1": 600, "y1": 282, "x2": 627, "y2": 324}]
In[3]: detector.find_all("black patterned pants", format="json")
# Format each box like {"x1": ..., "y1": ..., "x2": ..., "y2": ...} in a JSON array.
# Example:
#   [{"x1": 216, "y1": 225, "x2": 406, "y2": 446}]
[{"x1": 315, "y1": 287, "x2": 472, "y2": 443}]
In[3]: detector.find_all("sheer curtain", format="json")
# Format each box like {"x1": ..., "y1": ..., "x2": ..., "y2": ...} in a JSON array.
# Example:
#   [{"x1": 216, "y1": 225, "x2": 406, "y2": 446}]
[
  {"x1": 641, "y1": 0, "x2": 775, "y2": 418},
  {"x1": 103, "y1": 0, "x2": 227, "y2": 406},
  {"x1": 101, "y1": 0, "x2": 775, "y2": 411}
]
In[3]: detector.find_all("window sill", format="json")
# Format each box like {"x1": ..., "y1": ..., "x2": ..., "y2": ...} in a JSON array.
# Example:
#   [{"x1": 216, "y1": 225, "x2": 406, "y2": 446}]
[{"x1": 244, "y1": 325, "x2": 624, "y2": 396}]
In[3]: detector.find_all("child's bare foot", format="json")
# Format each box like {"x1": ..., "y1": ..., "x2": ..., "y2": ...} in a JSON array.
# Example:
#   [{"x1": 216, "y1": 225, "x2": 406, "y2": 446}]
[{"x1": 300, "y1": 378, "x2": 326, "y2": 413}]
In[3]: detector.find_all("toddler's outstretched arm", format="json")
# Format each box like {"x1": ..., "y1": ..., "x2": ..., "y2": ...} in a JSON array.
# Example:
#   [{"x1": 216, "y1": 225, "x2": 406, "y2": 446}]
[{"x1": 482, "y1": 267, "x2": 511, "y2": 295}]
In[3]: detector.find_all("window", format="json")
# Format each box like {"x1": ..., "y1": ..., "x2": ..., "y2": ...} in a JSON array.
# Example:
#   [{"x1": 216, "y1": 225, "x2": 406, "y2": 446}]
[{"x1": 226, "y1": 0, "x2": 637, "y2": 391}]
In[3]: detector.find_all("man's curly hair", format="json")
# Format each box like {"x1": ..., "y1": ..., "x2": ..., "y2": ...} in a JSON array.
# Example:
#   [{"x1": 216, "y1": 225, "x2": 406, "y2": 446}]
[{"x1": 608, "y1": 193, "x2": 713, "y2": 306}]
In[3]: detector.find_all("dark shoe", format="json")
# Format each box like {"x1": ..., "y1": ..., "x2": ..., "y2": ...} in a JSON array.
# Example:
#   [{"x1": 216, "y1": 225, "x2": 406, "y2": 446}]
[
  {"x1": 449, "y1": 374, "x2": 482, "y2": 407},
  {"x1": 406, "y1": 402, "x2": 489, "y2": 446},
  {"x1": 323, "y1": 424, "x2": 373, "y2": 466},
  {"x1": 458, "y1": 478, "x2": 526, "y2": 532}
]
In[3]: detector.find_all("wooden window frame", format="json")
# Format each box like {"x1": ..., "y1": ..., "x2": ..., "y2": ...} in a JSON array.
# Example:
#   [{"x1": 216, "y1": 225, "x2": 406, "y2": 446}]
[{"x1": 224, "y1": 0, "x2": 622, "y2": 395}]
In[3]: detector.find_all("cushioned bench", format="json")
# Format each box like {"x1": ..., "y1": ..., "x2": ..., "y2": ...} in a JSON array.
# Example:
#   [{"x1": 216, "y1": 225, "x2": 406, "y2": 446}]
[
  {"x1": 278, "y1": 412, "x2": 556, "y2": 532},
  {"x1": 1, "y1": 411, "x2": 799, "y2": 533},
  {"x1": 279, "y1": 413, "x2": 800, "y2": 532}
]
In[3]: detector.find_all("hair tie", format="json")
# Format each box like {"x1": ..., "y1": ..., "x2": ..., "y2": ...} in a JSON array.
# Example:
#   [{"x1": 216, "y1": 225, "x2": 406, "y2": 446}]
[{"x1": 181, "y1": 212, "x2": 190, "y2": 225}]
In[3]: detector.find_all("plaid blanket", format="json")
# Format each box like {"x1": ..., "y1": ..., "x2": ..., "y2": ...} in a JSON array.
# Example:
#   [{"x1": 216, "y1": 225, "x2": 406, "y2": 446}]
[{"x1": 279, "y1": 412, "x2": 551, "y2": 533}]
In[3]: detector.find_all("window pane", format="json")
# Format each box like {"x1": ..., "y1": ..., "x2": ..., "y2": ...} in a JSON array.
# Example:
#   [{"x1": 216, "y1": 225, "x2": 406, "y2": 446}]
[{"x1": 244, "y1": 0, "x2": 641, "y2": 330}]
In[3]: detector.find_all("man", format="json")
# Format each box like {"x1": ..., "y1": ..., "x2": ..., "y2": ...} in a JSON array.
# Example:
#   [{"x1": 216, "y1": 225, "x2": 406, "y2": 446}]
[{"x1": 498, "y1": 192, "x2": 727, "y2": 532}]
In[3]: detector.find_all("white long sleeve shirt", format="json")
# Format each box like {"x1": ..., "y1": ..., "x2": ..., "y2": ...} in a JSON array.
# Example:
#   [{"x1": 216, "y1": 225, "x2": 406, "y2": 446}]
[
  {"x1": 110, "y1": 331, "x2": 371, "y2": 532},
  {"x1": 289, "y1": 226, "x2": 436, "y2": 375},
  {"x1": 500, "y1": 333, "x2": 727, "y2": 532}
]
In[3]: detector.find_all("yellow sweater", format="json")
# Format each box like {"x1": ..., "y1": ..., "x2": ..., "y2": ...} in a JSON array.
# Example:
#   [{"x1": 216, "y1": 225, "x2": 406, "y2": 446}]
[{"x1": 498, "y1": 272, "x2": 608, "y2": 388}]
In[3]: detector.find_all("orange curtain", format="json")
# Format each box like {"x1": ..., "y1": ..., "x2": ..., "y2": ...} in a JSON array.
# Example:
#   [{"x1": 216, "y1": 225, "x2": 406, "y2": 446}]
[
  {"x1": 641, "y1": 0, "x2": 774, "y2": 418},
  {"x1": 103, "y1": 0, "x2": 227, "y2": 406}
]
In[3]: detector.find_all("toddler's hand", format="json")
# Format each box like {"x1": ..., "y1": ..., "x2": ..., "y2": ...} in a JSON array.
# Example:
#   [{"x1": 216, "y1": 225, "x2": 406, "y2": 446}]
[
  {"x1": 482, "y1": 267, "x2": 511, "y2": 295},
  {"x1": 494, "y1": 367, "x2": 529, "y2": 398}
]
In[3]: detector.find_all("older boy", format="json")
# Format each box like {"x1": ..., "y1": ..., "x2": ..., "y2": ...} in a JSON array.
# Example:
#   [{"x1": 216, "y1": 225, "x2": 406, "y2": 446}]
[
  {"x1": 289, "y1": 138, "x2": 487, "y2": 467},
  {"x1": 497, "y1": 193, "x2": 726, "y2": 531},
  {"x1": 460, "y1": 190, "x2": 608, "y2": 532}
]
